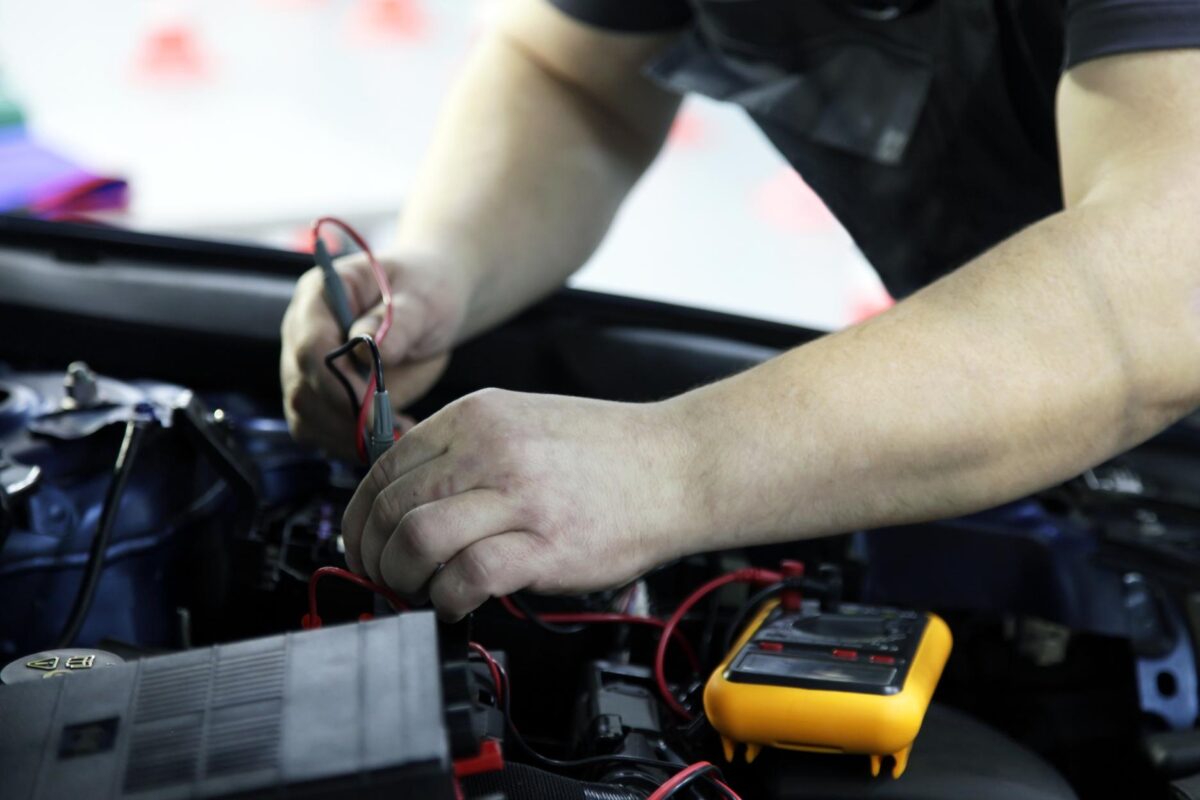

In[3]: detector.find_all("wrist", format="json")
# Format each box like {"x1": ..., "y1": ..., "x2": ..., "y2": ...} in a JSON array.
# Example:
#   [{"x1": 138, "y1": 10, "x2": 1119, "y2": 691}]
[
  {"x1": 639, "y1": 391, "x2": 727, "y2": 565},
  {"x1": 385, "y1": 241, "x2": 477, "y2": 352}
]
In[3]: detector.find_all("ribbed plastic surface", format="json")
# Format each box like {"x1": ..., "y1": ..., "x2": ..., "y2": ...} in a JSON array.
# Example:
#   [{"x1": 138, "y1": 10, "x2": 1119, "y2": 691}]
[{"x1": 0, "y1": 613, "x2": 453, "y2": 799}]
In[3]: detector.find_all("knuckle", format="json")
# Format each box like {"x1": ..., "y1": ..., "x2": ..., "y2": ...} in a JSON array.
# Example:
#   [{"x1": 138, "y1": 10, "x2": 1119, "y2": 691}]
[
  {"x1": 289, "y1": 418, "x2": 311, "y2": 443},
  {"x1": 293, "y1": 339, "x2": 319, "y2": 374},
  {"x1": 282, "y1": 381, "x2": 304, "y2": 417},
  {"x1": 483, "y1": 435, "x2": 534, "y2": 492},
  {"x1": 491, "y1": 427, "x2": 530, "y2": 465},
  {"x1": 361, "y1": 453, "x2": 400, "y2": 502},
  {"x1": 515, "y1": 499, "x2": 554, "y2": 535},
  {"x1": 397, "y1": 508, "x2": 435, "y2": 562},
  {"x1": 296, "y1": 266, "x2": 324, "y2": 293},
  {"x1": 457, "y1": 388, "x2": 507, "y2": 422},
  {"x1": 458, "y1": 547, "x2": 495, "y2": 594},
  {"x1": 368, "y1": 487, "x2": 404, "y2": 534}
]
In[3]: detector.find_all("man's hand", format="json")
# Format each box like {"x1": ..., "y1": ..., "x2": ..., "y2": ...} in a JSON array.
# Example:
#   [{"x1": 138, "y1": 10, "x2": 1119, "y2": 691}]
[
  {"x1": 280, "y1": 252, "x2": 468, "y2": 458},
  {"x1": 340, "y1": 389, "x2": 699, "y2": 620},
  {"x1": 279, "y1": 0, "x2": 683, "y2": 460}
]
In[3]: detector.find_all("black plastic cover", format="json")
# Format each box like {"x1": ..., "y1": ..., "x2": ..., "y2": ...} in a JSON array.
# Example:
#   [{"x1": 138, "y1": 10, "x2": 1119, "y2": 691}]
[{"x1": 0, "y1": 613, "x2": 454, "y2": 799}]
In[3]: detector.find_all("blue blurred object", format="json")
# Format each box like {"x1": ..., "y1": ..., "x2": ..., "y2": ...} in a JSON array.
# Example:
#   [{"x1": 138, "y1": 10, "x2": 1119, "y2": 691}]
[
  {"x1": 859, "y1": 501, "x2": 1124, "y2": 635},
  {"x1": 0, "y1": 128, "x2": 128, "y2": 216},
  {"x1": 858, "y1": 441, "x2": 1200, "y2": 729},
  {"x1": 0, "y1": 367, "x2": 228, "y2": 658},
  {"x1": 0, "y1": 364, "x2": 341, "y2": 660}
]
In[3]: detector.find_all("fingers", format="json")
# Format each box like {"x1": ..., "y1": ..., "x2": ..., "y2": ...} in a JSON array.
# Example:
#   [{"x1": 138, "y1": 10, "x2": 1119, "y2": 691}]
[
  {"x1": 331, "y1": 252, "x2": 391, "y2": 320},
  {"x1": 430, "y1": 532, "x2": 540, "y2": 621},
  {"x1": 341, "y1": 424, "x2": 450, "y2": 573},
  {"x1": 281, "y1": 266, "x2": 369, "y2": 441},
  {"x1": 357, "y1": 460, "x2": 457, "y2": 585},
  {"x1": 283, "y1": 377, "x2": 359, "y2": 459},
  {"x1": 349, "y1": 291, "x2": 430, "y2": 365},
  {"x1": 377, "y1": 489, "x2": 523, "y2": 594},
  {"x1": 359, "y1": 456, "x2": 515, "y2": 584}
]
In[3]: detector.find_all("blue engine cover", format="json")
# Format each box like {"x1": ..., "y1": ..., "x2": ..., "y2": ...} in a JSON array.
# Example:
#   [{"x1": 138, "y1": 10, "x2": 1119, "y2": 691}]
[
  {"x1": 859, "y1": 500, "x2": 1128, "y2": 636},
  {"x1": 0, "y1": 371, "x2": 231, "y2": 658}
]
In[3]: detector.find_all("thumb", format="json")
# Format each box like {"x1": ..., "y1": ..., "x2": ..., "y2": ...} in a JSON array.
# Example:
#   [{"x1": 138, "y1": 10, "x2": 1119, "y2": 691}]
[{"x1": 349, "y1": 302, "x2": 411, "y2": 364}]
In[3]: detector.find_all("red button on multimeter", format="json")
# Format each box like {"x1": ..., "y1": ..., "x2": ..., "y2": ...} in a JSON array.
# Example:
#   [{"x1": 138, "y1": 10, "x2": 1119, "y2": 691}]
[{"x1": 704, "y1": 600, "x2": 951, "y2": 778}]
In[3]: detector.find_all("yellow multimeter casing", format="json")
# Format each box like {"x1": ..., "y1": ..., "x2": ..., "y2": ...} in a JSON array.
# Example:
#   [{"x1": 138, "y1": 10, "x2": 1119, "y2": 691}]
[{"x1": 703, "y1": 599, "x2": 952, "y2": 778}]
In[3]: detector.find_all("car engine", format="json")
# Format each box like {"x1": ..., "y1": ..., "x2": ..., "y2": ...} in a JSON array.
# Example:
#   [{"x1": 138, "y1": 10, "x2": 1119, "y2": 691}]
[{"x1": 0, "y1": 218, "x2": 1198, "y2": 800}]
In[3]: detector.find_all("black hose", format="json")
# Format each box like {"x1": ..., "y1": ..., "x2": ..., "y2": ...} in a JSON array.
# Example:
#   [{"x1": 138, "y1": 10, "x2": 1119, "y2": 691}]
[{"x1": 55, "y1": 419, "x2": 148, "y2": 648}]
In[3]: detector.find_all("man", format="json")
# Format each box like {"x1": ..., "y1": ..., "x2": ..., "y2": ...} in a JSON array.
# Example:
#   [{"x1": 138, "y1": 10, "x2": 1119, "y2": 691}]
[{"x1": 280, "y1": 0, "x2": 1200, "y2": 620}]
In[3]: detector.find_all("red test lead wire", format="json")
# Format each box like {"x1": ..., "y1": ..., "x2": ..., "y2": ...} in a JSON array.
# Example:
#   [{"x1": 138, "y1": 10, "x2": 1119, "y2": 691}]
[
  {"x1": 468, "y1": 641, "x2": 505, "y2": 705},
  {"x1": 310, "y1": 216, "x2": 396, "y2": 462},
  {"x1": 645, "y1": 762, "x2": 714, "y2": 800},
  {"x1": 653, "y1": 567, "x2": 783, "y2": 720},
  {"x1": 646, "y1": 761, "x2": 742, "y2": 800},
  {"x1": 303, "y1": 566, "x2": 407, "y2": 629}
]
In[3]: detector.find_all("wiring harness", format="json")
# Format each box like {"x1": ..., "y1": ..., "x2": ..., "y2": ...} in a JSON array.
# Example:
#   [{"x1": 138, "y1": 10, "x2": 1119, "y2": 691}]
[{"x1": 301, "y1": 556, "x2": 837, "y2": 797}]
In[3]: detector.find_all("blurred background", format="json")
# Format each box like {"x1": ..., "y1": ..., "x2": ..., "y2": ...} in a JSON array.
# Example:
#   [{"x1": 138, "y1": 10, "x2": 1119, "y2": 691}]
[{"x1": 0, "y1": 0, "x2": 891, "y2": 330}]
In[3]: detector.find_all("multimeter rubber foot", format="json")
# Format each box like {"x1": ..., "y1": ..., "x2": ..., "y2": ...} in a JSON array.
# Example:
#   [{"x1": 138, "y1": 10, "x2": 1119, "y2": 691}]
[{"x1": 870, "y1": 746, "x2": 911, "y2": 779}]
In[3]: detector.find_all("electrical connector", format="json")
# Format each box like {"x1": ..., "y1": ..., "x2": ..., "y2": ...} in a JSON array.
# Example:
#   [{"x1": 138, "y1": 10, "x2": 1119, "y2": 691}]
[{"x1": 365, "y1": 389, "x2": 395, "y2": 465}]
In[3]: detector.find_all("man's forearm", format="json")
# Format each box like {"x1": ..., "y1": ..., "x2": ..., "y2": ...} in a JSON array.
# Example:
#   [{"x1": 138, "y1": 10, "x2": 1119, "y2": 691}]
[
  {"x1": 394, "y1": 4, "x2": 680, "y2": 342},
  {"x1": 671, "y1": 192, "x2": 1200, "y2": 555}
]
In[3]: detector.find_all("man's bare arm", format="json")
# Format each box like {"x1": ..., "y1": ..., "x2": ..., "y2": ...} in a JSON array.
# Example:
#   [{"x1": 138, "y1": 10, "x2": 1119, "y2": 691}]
[
  {"x1": 395, "y1": 0, "x2": 683, "y2": 341},
  {"x1": 282, "y1": 0, "x2": 681, "y2": 452},
  {"x1": 675, "y1": 50, "x2": 1200, "y2": 552},
  {"x1": 339, "y1": 39, "x2": 1200, "y2": 622}
]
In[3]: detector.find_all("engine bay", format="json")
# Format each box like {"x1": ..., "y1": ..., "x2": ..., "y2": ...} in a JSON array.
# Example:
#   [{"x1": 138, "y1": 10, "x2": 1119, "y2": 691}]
[{"x1": 1, "y1": 218, "x2": 1198, "y2": 799}]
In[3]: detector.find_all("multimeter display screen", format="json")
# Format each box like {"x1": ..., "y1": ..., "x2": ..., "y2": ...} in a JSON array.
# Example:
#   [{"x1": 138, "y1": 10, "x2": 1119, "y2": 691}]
[
  {"x1": 791, "y1": 615, "x2": 890, "y2": 643},
  {"x1": 724, "y1": 603, "x2": 927, "y2": 695},
  {"x1": 735, "y1": 652, "x2": 897, "y2": 687}
]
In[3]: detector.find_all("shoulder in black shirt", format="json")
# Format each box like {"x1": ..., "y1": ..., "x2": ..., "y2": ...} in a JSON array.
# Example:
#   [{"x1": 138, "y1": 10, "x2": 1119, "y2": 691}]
[{"x1": 546, "y1": 0, "x2": 1200, "y2": 294}]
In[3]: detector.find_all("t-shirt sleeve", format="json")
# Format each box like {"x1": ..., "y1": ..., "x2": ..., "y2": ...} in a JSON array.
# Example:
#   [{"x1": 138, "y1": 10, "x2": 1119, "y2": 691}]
[
  {"x1": 1065, "y1": 0, "x2": 1200, "y2": 68},
  {"x1": 547, "y1": 0, "x2": 692, "y2": 32}
]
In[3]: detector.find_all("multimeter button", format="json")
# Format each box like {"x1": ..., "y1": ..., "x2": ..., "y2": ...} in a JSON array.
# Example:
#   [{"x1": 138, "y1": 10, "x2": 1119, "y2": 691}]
[
  {"x1": 758, "y1": 642, "x2": 784, "y2": 652},
  {"x1": 868, "y1": 654, "x2": 896, "y2": 665},
  {"x1": 832, "y1": 648, "x2": 858, "y2": 660}
]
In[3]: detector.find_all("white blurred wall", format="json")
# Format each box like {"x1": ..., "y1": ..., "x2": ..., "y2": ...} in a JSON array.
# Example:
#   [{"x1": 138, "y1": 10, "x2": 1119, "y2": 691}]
[{"x1": 0, "y1": 0, "x2": 888, "y2": 330}]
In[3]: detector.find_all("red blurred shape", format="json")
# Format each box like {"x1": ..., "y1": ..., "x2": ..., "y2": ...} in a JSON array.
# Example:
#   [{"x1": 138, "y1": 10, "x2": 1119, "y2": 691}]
[
  {"x1": 453, "y1": 739, "x2": 504, "y2": 778},
  {"x1": 752, "y1": 168, "x2": 840, "y2": 233},
  {"x1": 350, "y1": 0, "x2": 429, "y2": 43},
  {"x1": 846, "y1": 285, "x2": 895, "y2": 325},
  {"x1": 668, "y1": 109, "x2": 708, "y2": 148},
  {"x1": 132, "y1": 23, "x2": 211, "y2": 83},
  {"x1": 780, "y1": 559, "x2": 804, "y2": 611},
  {"x1": 291, "y1": 225, "x2": 345, "y2": 255}
]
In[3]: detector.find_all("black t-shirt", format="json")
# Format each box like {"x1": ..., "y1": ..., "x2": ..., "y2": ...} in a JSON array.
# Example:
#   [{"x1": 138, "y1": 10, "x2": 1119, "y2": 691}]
[{"x1": 550, "y1": 0, "x2": 1200, "y2": 297}]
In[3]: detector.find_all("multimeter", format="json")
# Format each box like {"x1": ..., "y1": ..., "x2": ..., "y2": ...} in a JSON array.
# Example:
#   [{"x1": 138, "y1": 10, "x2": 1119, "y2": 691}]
[{"x1": 704, "y1": 598, "x2": 951, "y2": 778}]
